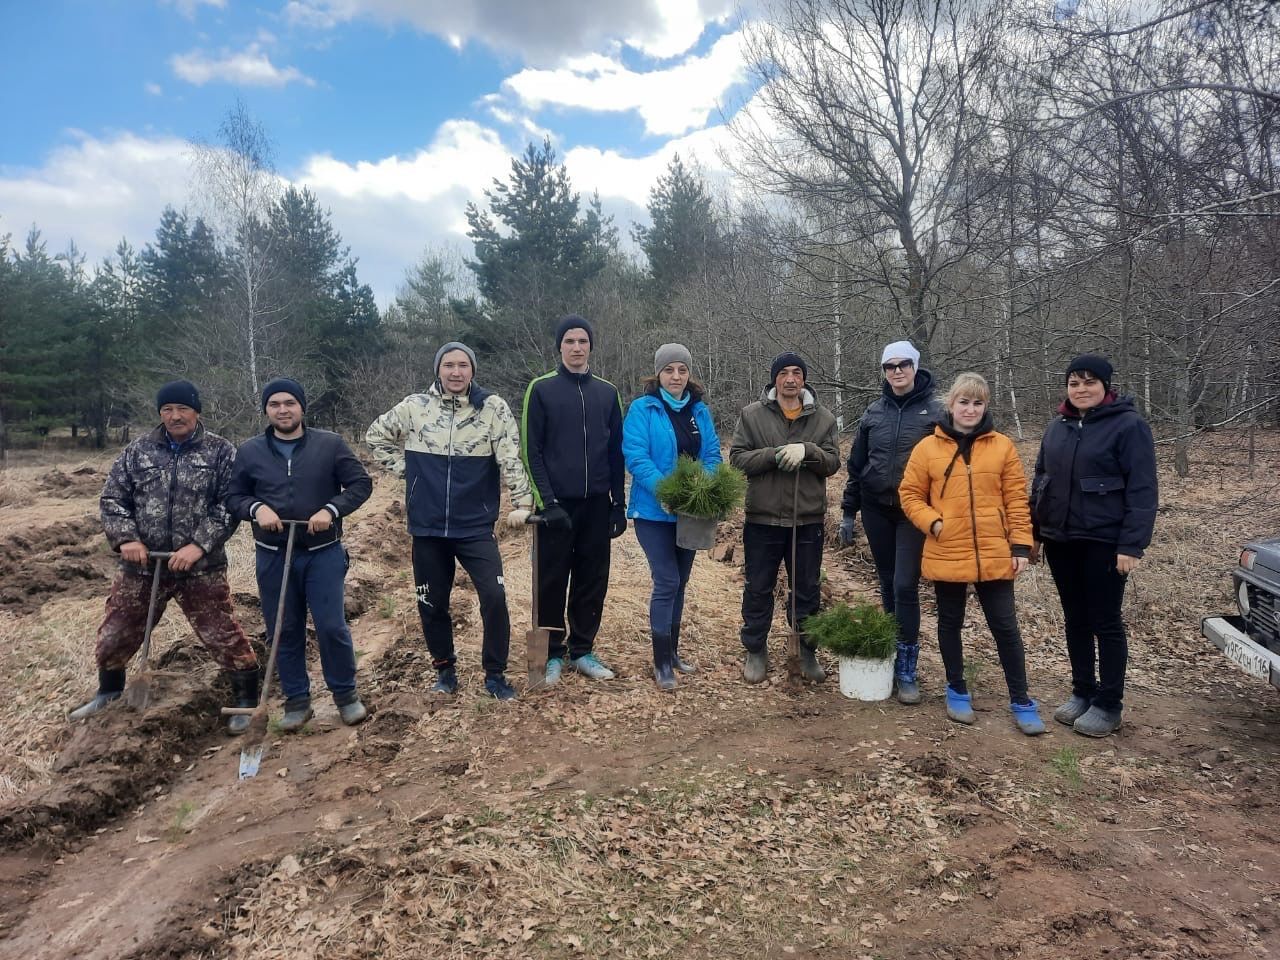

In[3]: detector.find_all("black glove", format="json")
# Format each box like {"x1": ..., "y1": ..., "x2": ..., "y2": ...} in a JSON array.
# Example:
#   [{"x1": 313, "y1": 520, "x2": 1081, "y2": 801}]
[
  {"x1": 539, "y1": 503, "x2": 572, "y2": 532},
  {"x1": 838, "y1": 514, "x2": 857, "y2": 546},
  {"x1": 609, "y1": 504, "x2": 627, "y2": 539}
]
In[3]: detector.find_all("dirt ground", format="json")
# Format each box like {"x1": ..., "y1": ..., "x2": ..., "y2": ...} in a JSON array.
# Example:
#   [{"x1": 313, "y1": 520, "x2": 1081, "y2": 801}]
[{"x1": 1, "y1": 432, "x2": 1278, "y2": 960}]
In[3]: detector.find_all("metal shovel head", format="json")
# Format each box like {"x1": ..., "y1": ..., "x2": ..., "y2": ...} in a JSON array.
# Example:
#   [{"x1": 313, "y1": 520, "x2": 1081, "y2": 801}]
[
  {"x1": 238, "y1": 743, "x2": 266, "y2": 780},
  {"x1": 526, "y1": 626, "x2": 552, "y2": 691},
  {"x1": 122, "y1": 675, "x2": 151, "y2": 712}
]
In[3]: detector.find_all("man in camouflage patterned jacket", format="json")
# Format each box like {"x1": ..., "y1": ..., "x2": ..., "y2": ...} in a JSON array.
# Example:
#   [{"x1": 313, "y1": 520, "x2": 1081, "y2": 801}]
[
  {"x1": 70, "y1": 380, "x2": 260, "y2": 732},
  {"x1": 366, "y1": 342, "x2": 533, "y2": 701}
]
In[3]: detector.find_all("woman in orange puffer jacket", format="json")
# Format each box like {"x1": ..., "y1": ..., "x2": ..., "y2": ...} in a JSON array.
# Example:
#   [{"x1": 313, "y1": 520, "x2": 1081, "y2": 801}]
[{"x1": 898, "y1": 372, "x2": 1045, "y2": 735}]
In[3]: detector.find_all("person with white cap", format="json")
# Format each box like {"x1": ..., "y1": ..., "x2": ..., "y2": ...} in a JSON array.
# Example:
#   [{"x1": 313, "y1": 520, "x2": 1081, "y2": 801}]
[
  {"x1": 840, "y1": 340, "x2": 945, "y2": 704},
  {"x1": 366, "y1": 342, "x2": 534, "y2": 701},
  {"x1": 622, "y1": 343, "x2": 723, "y2": 691}
]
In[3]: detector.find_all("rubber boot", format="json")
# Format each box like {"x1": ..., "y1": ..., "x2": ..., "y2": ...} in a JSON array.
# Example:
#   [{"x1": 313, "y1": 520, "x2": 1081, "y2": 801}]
[
  {"x1": 799, "y1": 644, "x2": 826, "y2": 683},
  {"x1": 671, "y1": 622, "x2": 697, "y2": 675},
  {"x1": 893, "y1": 642, "x2": 922, "y2": 705},
  {"x1": 69, "y1": 668, "x2": 126, "y2": 721},
  {"x1": 1073, "y1": 705, "x2": 1122, "y2": 737},
  {"x1": 335, "y1": 691, "x2": 368, "y2": 725},
  {"x1": 945, "y1": 685, "x2": 975, "y2": 725},
  {"x1": 1010, "y1": 700, "x2": 1046, "y2": 736},
  {"x1": 278, "y1": 696, "x2": 314, "y2": 733},
  {"x1": 1053, "y1": 695, "x2": 1091, "y2": 726},
  {"x1": 652, "y1": 632, "x2": 676, "y2": 692},
  {"x1": 743, "y1": 649, "x2": 768, "y2": 684},
  {"x1": 225, "y1": 667, "x2": 259, "y2": 735}
]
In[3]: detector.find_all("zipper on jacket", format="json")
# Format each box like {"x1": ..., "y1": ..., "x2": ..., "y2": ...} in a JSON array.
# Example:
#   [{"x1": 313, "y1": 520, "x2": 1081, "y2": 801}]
[
  {"x1": 166, "y1": 445, "x2": 180, "y2": 550},
  {"x1": 444, "y1": 401, "x2": 457, "y2": 537},
  {"x1": 579, "y1": 381, "x2": 589, "y2": 498},
  {"x1": 966, "y1": 463, "x2": 983, "y2": 582}
]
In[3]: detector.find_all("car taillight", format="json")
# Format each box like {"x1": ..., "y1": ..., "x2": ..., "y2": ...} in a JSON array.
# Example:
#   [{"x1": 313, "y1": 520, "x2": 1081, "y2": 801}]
[{"x1": 1240, "y1": 549, "x2": 1256, "y2": 571}]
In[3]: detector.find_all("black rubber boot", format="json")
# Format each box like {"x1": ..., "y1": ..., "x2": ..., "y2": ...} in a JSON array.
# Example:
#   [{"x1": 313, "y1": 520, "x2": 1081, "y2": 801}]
[
  {"x1": 799, "y1": 644, "x2": 827, "y2": 683},
  {"x1": 225, "y1": 668, "x2": 260, "y2": 736},
  {"x1": 69, "y1": 668, "x2": 126, "y2": 721},
  {"x1": 671, "y1": 621, "x2": 697, "y2": 675},
  {"x1": 652, "y1": 632, "x2": 676, "y2": 692}
]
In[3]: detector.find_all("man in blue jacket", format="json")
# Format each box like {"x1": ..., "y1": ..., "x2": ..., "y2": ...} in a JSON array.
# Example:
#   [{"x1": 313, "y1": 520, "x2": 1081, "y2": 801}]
[
  {"x1": 521, "y1": 316, "x2": 626, "y2": 684},
  {"x1": 226, "y1": 378, "x2": 373, "y2": 731}
]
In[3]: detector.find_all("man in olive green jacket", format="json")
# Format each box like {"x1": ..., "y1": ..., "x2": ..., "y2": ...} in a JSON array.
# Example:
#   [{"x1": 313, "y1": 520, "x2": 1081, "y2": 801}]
[{"x1": 729, "y1": 353, "x2": 841, "y2": 684}]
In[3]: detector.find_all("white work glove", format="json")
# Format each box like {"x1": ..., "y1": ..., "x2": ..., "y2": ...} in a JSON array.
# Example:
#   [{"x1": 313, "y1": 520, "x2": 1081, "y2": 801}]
[
  {"x1": 775, "y1": 443, "x2": 806, "y2": 471},
  {"x1": 507, "y1": 499, "x2": 534, "y2": 529}
]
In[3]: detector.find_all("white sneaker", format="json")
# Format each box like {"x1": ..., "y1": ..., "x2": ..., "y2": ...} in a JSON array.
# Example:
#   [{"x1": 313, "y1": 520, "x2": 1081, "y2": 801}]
[{"x1": 570, "y1": 653, "x2": 615, "y2": 680}]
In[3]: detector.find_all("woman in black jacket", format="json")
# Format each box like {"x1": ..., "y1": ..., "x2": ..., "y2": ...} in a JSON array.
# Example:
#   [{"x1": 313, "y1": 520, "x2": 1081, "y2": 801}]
[
  {"x1": 1032, "y1": 354, "x2": 1157, "y2": 738},
  {"x1": 840, "y1": 340, "x2": 945, "y2": 704}
]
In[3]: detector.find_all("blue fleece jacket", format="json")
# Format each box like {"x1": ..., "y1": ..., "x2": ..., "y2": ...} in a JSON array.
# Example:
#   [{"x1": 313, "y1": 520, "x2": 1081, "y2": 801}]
[{"x1": 623, "y1": 389, "x2": 722, "y2": 522}]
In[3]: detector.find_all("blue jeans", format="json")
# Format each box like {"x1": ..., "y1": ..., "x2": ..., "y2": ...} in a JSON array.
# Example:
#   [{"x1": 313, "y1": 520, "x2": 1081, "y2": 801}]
[
  {"x1": 861, "y1": 499, "x2": 925, "y2": 646},
  {"x1": 255, "y1": 542, "x2": 358, "y2": 704},
  {"x1": 633, "y1": 519, "x2": 696, "y2": 637}
]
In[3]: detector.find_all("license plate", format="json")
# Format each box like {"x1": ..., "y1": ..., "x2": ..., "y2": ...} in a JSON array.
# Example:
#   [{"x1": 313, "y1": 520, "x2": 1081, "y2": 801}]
[{"x1": 1224, "y1": 636, "x2": 1270, "y2": 680}]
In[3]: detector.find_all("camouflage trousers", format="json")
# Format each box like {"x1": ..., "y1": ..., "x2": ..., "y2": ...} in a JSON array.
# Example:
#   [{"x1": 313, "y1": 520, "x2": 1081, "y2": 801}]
[{"x1": 96, "y1": 568, "x2": 258, "y2": 672}]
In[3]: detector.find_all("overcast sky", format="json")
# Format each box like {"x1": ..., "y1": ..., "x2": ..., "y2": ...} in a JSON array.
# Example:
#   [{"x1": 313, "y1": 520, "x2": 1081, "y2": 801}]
[{"x1": 0, "y1": 0, "x2": 758, "y2": 304}]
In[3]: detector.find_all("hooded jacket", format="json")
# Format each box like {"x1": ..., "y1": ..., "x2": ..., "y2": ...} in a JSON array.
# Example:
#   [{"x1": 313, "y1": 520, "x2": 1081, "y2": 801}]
[
  {"x1": 898, "y1": 414, "x2": 1033, "y2": 583},
  {"x1": 100, "y1": 422, "x2": 237, "y2": 573},
  {"x1": 521, "y1": 364, "x2": 625, "y2": 509},
  {"x1": 366, "y1": 382, "x2": 532, "y2": 540},
  {"x1": 623, "y1": 386, "x2": 723, "y2": 523},
  {"x1": 729, "y1": 385, "x2": 841, "y2": 527},
  {"x1": 1031, "y1": 394, "x2": 1157, "y2": 557},
  {"x1": 226, "y1": 427, "x2": 372, "y2": 551},
  {"x1": 842, "y1": 368, "x2": 945, "y2": 514}
]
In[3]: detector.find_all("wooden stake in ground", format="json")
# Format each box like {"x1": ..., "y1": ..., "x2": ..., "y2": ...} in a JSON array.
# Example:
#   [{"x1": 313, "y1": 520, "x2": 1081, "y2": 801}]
[
  {"x1": 221, "y1": 521, "x2": 301, "y2": 779},
  {"x1": 122, "y1": 551, "x2": 172, "y2": 712}
]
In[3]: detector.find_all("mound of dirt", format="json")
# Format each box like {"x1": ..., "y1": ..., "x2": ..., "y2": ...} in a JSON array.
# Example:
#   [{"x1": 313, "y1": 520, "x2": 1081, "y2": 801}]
[
  {"x1": 0, "y1": 642, "x2": 226, "y2": 849},
  {"x1": 38, "y1": 466, "x2": 106, "y2": 499},
  {"x1": 0, "y1": 516, "x2": 113, "y2": 614}
]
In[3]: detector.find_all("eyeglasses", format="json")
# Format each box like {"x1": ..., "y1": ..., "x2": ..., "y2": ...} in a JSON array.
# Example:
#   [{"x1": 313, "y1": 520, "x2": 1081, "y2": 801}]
[{"x1": 881, "y1": 360, "x2": 914, "y2": 373}]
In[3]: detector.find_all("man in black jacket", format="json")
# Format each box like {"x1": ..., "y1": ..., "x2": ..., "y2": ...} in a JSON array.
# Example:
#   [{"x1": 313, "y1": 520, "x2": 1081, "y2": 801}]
[
  {"x1": 226, "y1": 377, "x2": 373, "y2": 730},
  {"x1": 520, "y1": 316, "x2": 626, "y2": 684}
]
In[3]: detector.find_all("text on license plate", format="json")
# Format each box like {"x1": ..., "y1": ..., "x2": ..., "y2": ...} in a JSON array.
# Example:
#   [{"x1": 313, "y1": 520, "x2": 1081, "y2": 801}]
[{"x1": 1224, "y1": 636, "x2": 1270, "y2": 680}]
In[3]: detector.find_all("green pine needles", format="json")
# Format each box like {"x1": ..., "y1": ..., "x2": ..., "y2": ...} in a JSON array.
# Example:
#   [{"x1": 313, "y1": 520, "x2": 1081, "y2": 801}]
[
  {"x1": 655, "y1": 457, "x2": 747, "y2": 520},
  {"x1": 803, "y1": 602, "x2": 898, "y2": 661}
]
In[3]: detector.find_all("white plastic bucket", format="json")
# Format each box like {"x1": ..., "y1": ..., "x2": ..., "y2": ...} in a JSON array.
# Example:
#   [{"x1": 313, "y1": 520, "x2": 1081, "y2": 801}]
[
  {"x1": 838, "y1": 655, "x2": 894, "y2": 701},
  {"x1": 675, "y1": 513, "x2": 719, "y2": 550}
]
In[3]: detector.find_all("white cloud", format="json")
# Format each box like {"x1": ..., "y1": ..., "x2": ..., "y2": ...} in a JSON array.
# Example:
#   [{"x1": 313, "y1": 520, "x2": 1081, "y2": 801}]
[
  {"x1": 144, "y1": 82, "x2": 164, "y2": 96},
  {"x1": 161, "y1": 0, "x2": 226, "y2": 19},
  {"x1": 502, "y1": 30, "x2": 747, "y2": 137},
  {"x1": 284, "y1": 0, "x2": 735, "y2": 64},
  {"x1": 170, "y1": 43, "x2": 314, "y2": 87}
]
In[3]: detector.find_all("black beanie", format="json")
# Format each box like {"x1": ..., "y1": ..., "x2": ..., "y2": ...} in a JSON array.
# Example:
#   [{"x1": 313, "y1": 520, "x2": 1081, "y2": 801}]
[
  {"x1": 261, "y1": 377, "x2": 307, "y2": 412},
  {"x1": 556, "y1": 315, "x2": 594, "y2": 347},
  {"x1": 770, "y1": 352, "x2": 808, "y2": 383},
  {"x1": 156, "y1": 380, "x2": 202, "y2": 413},
  {"x1": 1065, "y1": 354, "x2": 1113, "y2": 390}
]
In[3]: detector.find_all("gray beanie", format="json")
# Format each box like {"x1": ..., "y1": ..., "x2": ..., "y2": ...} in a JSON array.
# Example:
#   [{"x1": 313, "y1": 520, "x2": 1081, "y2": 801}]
[
  {"x1": 654, "y1": 343, "x2": 693, "y2": 374},
  {"x1": 434, "y1": 341, "x2": 477, "y2": 377}
]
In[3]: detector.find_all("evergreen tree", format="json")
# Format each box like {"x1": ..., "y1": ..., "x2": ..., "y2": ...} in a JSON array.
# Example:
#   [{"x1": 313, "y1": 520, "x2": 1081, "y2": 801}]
[{"x1": 633, "y1": 154, "x2": 722, "y2": 303}]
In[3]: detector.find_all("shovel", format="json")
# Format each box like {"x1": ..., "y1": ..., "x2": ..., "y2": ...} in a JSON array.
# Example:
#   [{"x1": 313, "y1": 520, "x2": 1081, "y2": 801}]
[
  {"x1": 785, "y1": 471, "x2": 803, "y2": 688},
  {"x1": 122, "y1": 551, "x2": 172, "y2": 712},
  {"x1": 221, "y1": 521, "x2": 302, "y2": 779},
  {"x1": 524, "y1": 514, "x2": 557, "y2": 691}
]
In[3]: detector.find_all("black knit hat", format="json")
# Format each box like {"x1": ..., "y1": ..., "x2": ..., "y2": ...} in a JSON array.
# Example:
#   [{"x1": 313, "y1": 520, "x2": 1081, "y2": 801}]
[
  {"x1": 556, "y1": 315, "x2": 594, "y2": 347},
  {"x1": 770, "y1": 352, "x2": 808, "y2": 383},
  {"x1": 1065, "y1": 354, "x2": 1113, "y2": 390},
  {"x1": 156, "y1": 380, "x2": 201, "y2": 413},
  {"x1": 261, "y1": 377, "x2": 307, "y2": 412}
]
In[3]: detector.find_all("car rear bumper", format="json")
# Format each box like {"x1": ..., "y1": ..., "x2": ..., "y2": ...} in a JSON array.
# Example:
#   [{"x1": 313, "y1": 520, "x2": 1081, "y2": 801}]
[{"x1": 1202, "y1": 615, "x2": 1280, "y2": 691}]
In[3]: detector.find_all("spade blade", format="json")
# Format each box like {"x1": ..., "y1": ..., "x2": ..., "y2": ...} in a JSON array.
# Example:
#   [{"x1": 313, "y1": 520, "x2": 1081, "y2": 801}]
[{"x1": 237, "y1": 744, "x2": 266, "y2": 780}]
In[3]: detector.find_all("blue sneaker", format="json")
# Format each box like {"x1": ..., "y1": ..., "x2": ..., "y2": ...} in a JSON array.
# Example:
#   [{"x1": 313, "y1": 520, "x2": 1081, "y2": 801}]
[
  {"x1": 570, "y1": 653, "x2": 615, "y2": 680},
  {"x1": 545, "y1": 658, "x2": 564, "y2": 686},
  {"x1": 431, "y1": 666, "x2": 458, "y2": 695},
  {"x1": 484, "y1": 674, "x2": 516, "y2": 701},
  {"x1": 945, "y1": 685, "x2": 975, "y2": 725}
]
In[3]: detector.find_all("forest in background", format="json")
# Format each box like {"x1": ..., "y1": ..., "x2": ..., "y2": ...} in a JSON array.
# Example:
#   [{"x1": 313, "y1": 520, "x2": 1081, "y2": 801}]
[{"x1": 1, "y1": 0, "x2": 1276, "y2": 478}]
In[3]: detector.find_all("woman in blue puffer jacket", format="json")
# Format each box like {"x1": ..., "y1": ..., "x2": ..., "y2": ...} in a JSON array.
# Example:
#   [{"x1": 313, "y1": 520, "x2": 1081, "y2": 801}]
[{"x1": 623, "y1": 343, "x2": 722, "y2": 692}]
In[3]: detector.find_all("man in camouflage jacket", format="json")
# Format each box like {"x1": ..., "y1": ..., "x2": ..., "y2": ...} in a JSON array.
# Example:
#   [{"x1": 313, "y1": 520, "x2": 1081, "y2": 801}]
[
  {"x1": 366, "y1": 342, "x2": 533, "y2": 701},
  {"x1": 70, "y1": 380, "x2": 259, "y2": 731}
]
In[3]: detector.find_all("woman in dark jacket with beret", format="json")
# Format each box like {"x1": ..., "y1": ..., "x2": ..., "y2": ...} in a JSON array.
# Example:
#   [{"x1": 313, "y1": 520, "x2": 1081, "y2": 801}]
[{"x1": 1032, "y1": 354, "x2": 1157, "y2": 737}]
